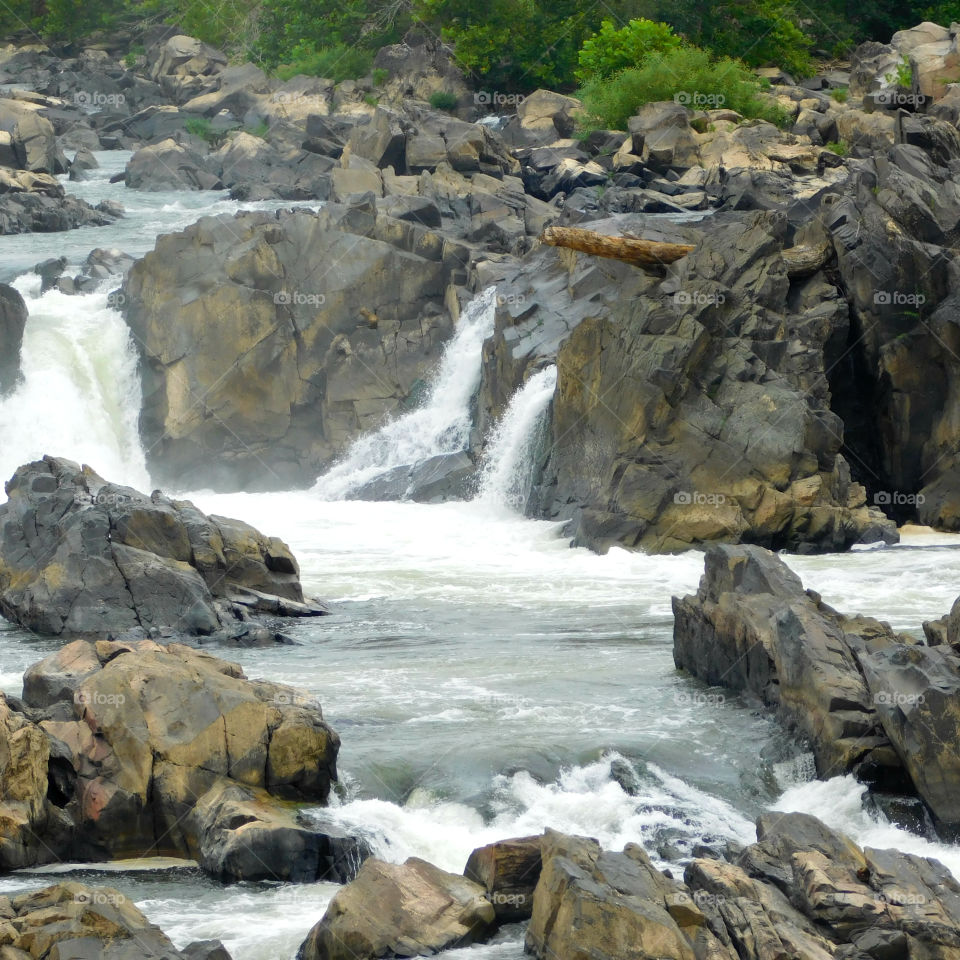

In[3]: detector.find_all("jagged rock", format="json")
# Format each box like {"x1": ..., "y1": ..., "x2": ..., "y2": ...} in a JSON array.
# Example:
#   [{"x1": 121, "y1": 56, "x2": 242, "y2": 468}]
[
  {"x1": 16, "y1": 635, "x2": 346, "y2": 877},
  {"x1": 501, "y1": 90, "x2": 582, "y2": 147},
  {"x1": 371, "y1": 29, "x2": 470, "y2": 107},
  {"x1": 349, "y1": 452, "x2": 475, "y2": 503},
  {"x1": 464, "y1": 835, "x2": 543, "y2": 920},
  {"x1": 0, "y1": 456, "x2": 322, "y2": 637},
  {"x1": 0, "y1": 166, "x2": 117, "y2": 234},
  {"x1": 147, "y1": 35, "x2": 227, "y2": 103},
  {"x1": 191, "y1": 781, "x2": 368, "y2": 883},
  {"x1": 0, "y1": 882, "x2": 232, "y2": 959},
  {"x1": 297, "y1": 857, "x2": 497, "y2": 960},
  {"x1": 125, "y1": 137, "x2": 222, "y2": 191},
  {"x1": 122, "y1": 205, "x2": 457, "y2": 490},
  {"x1": 0, "y1": 100, "x2": 66, "y2": 173},
  {"x1": 672, "y1": 544, "x2": 911, "y2": 788},
  {"x1": 0, "y1": 283, "x2": 26, "y2": 393},
  {"x1": 628, "y1": 101, "x2": 700, "y2": 172}
]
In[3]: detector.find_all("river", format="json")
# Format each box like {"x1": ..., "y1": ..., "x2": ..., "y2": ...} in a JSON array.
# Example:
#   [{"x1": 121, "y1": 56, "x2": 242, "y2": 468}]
[{"x1": 1, "y1": 149, "x2": 959, "y2": 960}]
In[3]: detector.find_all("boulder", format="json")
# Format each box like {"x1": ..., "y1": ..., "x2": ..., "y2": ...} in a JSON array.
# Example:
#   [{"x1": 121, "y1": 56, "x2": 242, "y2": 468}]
[
  {"x1": 18, "y1": 635, "x2": 345, "y2": 874},
  {"x1": 349, "y1": 452, "x2": 475, "y2": 502},
  {"x1": 122, "y1": 206, "x2": 457, "y2": 490},
  {"x1": 464, "y1": 835, "x2": 543, "y2": 920},
  {"x1": 0, "y1": 166, "x2": 117, "y2": 234},
  {"x1": 148, "y1": 34, "x2": 227, "y2": 102},
  {"x1": 371, "y1": 29, "x2": 470, "y2": 107},
  {"x1": 0, "y1": 283, "x2": 26, "y2": 393},
  {"x1": 124, "y1": 137, "x2": 222, "y2": 191},
  {"x1": 0, "y1": 456, "x2": 323, "y2": 637},
  {"x1": 1, "y1": 882, "x2": 232, "y2": 959},
  {"x1": 628, "y1": 101, "x2": 700, "y2": 171},
  {"x1": 672, "y1": 544, "x2": 911, "y2": 787},
  {"x1": 502, "y1": 90, "x2": 582, "y2": 147},
  {"x1": 297, "y1": 857, "x2": 497, "y2": 960}
]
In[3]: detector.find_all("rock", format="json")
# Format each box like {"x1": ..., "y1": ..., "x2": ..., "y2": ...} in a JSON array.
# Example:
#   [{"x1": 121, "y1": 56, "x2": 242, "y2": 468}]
[
  {"x1": 0, "y1": 100, "x2": 66, "y2": 174},
  {"x1": 18, "y1": 634, "x2": 343, "y2": 873},
  {"x1": 858, "y1": 643, "x2": 960, "y2": 837},
  {"x1": 148, "y1": 35, "x2": 227, "y2": 102},
  {"x1": 67, "y1": 146, "x2": 98, "y2": 181},
  {"x1": 464, "y1": 835, "x2": 543, "y2": 920},
  {"x1": 349, "y1": 452, "x2": 475, "y2": 502},
  {"x1": 0, "y1": 881, "x2": 227, "y2": 959},
  {"x1": 297, "y1": 857, "x2": 496, "y2": 960},
  {"x1": 348, "y1": 107, "x2": 407, "y2": 169},
  {"x1": 628, "y1": 101, "x2": 700, "y2": 172},
  {"x1": 191, "y1": 781, "x2": 368, "y2": 883},
  {"x1": 371, "y1": 29, "x2": 470, "y2": 107},
  {"x1": 0, "y1": 283, "x2": 26, "y2": 394},
  {"x1": 0, "y1": 456, "x2": 322, "y2": 637},
  {"x1": 122, "y1": 206, "x2": 456, "y2": 490},
  {"x1": 502, "y1": 90, "x2": 582, "y2": 147},
  {"x1": 0, "y1": 166, "x2": 116, "y2": 234},
  {"x1": 672, "y1": 544, "x2": 911, "y2": 791},
  {"x1": 125, "y1": 137, "x2": 222, "y2": 191}
]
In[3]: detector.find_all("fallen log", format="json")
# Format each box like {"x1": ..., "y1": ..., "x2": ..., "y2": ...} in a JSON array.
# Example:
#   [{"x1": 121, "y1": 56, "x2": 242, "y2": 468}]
[
  {"x1": 539, "y1": 226, "x2": 695, "y2": 266},
  {"x1": 782, "y1": 240, "x2": 833, "y2": 278}
]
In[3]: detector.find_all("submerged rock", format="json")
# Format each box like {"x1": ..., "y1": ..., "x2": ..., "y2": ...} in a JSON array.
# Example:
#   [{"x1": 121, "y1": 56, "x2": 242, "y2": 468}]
[
  {"x1": 0, "y1": 282, "x2": 26, "y2": 394},
  {"x1": 0, "y1": 456, "x2": 325, "y2": 638}
]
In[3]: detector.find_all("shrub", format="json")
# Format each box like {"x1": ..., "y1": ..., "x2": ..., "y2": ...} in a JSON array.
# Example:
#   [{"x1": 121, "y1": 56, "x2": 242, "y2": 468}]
[
  {"x1": 826, "y1": 140, "x2": 848, "y2": 156},
  {"x1": 575, "y1": 18, "x2": 682, "y2": 83},
  {"x1": 831, "y1": 87, "x2": 848, "y2": 103},
  {"x1": 372, "y1": 67, "x2": 390, "y2": 86},
  {"x1": 184, "y1": 116, "x2": 221, "y2": 143},
  {"x1": 274, "y1": 43, "x2": 375, "y2": 82},
  {"x1": 429, "y1": 89, "x2": 459, "y2": 111},
  {"x1": 579, "y1": 45, "x2": 790, "y2": 131}
]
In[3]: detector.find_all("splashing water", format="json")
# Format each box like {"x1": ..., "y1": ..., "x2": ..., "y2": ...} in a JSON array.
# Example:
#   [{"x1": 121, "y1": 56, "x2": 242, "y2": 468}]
[{"x1": 313, "y1": 287, "x2": 497, "y2": 500}]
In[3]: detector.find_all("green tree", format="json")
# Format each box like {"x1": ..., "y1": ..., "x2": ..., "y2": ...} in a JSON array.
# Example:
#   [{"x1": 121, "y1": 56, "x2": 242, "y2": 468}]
[{"x1": 576, "y1": 18, "x2": 682, "y2": 83}]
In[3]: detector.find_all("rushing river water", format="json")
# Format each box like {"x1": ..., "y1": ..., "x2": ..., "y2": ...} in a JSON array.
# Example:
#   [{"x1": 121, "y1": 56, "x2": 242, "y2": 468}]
[{"x1": 2, "y1": 149, "x2": 960, "y2": 959}]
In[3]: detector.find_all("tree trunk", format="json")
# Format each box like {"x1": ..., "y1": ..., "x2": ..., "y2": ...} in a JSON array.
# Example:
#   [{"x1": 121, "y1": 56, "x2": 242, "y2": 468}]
[{"x1": 539, "y1": 226, "x2": 695, "y2": 266}]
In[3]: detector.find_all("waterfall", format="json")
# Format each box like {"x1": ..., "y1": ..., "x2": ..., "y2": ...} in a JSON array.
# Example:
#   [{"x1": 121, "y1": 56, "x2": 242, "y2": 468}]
[
  {"x1": 0, "y1": 277, "x2": 149, "y2": 495},
  {"x1": 475, "y1": 365, "x2": 557, "y2": 512},
  {"x1": 313, "y1": 287, "x2": 497, "y2": 500}
]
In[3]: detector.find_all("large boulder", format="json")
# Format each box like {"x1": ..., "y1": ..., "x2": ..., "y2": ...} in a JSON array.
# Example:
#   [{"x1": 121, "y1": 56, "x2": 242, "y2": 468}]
[
  {"x1": 0, "y1": 456, "x2": 323, "y2": 638},
  {"x1": 297, "y1": 857, "x2": 497, "y2": 960},
  {"x1": 0, "y1": 166, "x2": 119, "y2": 234},
  {"x1": 464, "y1": 835, "x2": 543, "y2": 921},
  {"x1": 0, "y1": 99, "x2": 66, "y2": 173},
  {"x1": 122, "y1": 204, "x2": 460, "y2": 490},
  {"x1": 125, "y1": 137, "x2": 223, "y2": 191},
  {"x1": 1, "y1": 882, "x2": 233, "y2": 959},
  {"x1": 371, "y1": 29, "x2": 470, "y2": 107},
  {"x1": 13, "y1": 635, "x2": 347, "y2": 878},
  {"x1": 148, "y1": 34, "x2": 228, "y2": 102},
  {"x1": 0, "y1": 282, "x2": 26, "y2": 394}
]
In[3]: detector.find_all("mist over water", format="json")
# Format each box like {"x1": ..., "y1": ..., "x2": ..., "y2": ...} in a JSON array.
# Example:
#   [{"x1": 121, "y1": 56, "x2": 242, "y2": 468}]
[{"x1": 3, "y1": 152, "x2": 960, "y2": 959}]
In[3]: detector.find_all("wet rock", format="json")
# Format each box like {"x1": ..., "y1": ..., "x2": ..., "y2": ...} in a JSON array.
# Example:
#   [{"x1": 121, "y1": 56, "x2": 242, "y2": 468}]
[
  {"x1": 0, "y1": 282, "x2": 26, "y2": 394},
  {"x1": 1, "y1": 881, "x2": 228, "y2": 959},
  {"x1": 350, "y1": 452, "x2": 475, "y2": 503},
  {"x1": 0, "y1": 456, "x2": 321, "y2": 637},
  {"x1": 0, "y1": 167, "x2": 117, "y2": 234},
  {"x1": 122, "y1": 206, "x2": 457, "y2": 490},
  {"x1": 464, "y1": 836, "x2": 543, "y2": 920},
  {"x1": 297, "y1": 857, "x2": 496, "y2": 960}
]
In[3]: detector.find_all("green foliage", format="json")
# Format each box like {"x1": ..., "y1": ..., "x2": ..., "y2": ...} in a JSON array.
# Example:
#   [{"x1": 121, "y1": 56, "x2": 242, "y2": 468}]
[
  {"x1": 579, "y1": 45, "x2": 789, "y2": 130},
  {"x1": 123, "y1": 43, "x2": 145, "y2": 68},
  {"x1": 364, "y1": 92, "x2": 379, "y2": 105},
  {"x1": 184, "y1": 116, "x2": 226, "y2": 144},
  {"x1": 831, "y1": 87, "x2": 848, "y2": 103},
  {"x1": 575, "y1": 18, "x2": 682, "y2": 83},
  {"x1": 372, "y1": 67, "x2": 390, "y2": 86},
  {"x1": 826, "y1": 139, "x2": 848, "y2": 156},
  {"x1": 273, "y1": 43, "x2": 375, "y2": 82},
  {"x1": 429, "y1": 89, "x2": 459, "y2": 110},
  {"x1": 243, "y1": 121, "x2": 270, "y2": 138}
]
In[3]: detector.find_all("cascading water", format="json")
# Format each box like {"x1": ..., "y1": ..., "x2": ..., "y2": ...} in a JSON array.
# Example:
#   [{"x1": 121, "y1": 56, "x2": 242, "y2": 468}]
[
  {"x1": 312, "y1": 286, "x2": 497, "y2": 500},
  {"x1": 0, "y1": 276, "x2": 149, "y2": 493},
  {"x1": 475, "y1": 365, "x2": 557, "y2": 512}
]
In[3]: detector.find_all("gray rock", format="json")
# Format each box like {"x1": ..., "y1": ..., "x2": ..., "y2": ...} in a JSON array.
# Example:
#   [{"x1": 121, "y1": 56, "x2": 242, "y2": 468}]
[{"x1": 0, "y1": 282, "x2": 26, "y2": 393}]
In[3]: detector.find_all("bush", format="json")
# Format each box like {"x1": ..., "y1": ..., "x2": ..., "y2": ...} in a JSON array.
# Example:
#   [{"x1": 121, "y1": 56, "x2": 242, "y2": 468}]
[
  {"x1": 575, "y1": 18, "x2": 682, "y2": 83},
  {"x1": 579, "y1": 45, "x2": 790, "y2": 130},
  {"x1": 274, "y1": 43, "x2": 375, "y2": 82},
  {"x1": 429, "y1": 89, "x2": 459, "y2": 110},
  {"x1": 184, "y1": 116, "x2": 222, "y2": 144}
]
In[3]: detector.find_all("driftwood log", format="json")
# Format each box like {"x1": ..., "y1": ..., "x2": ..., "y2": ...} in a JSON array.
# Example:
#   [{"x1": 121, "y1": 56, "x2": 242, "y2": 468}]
[
  {"x1": 781, "y1": 240, "x2": 834, "y2": 278},
  {"x1": 539, "y1": 226, "x2": 695, "y2": 266}
]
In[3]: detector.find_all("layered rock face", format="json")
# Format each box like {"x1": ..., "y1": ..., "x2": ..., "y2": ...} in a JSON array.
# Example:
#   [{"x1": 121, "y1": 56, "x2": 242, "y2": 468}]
[
  {"x1": 1, "y1": 636, "x2": 355, "y2": 881},
  {"x1": 673, "y1": 543, "x2": 960, "y2": 837},
  {"x1": 298, "y1": 816, "x2": 960, "y2": 960},
  {"x1": 0, "y1": 457, "x2": 323, "y2": 637},
  {"x1": 0, "y1": 881, "x2": 232, "y2": 959},
  {"x1": 122, "y1": 204, "x2": 459, "y2": 490}
]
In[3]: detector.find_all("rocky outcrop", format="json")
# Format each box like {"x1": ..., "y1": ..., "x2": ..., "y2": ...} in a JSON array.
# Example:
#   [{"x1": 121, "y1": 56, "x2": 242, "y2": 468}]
[
  {"x1": 0, "y1": 166, "x2": 119, "y2": 234},
  {"x1": 673, "y1": 543, "x2": 960, "y2": 836},
  {"x1": 297, "y1": 857, "x2": 497, "y2": 960},
  {"x1": 122, "y1": 202, "x2": 463, "y2": 490},
  {"x1": 2, "y1": 635, "x2": 352, "y2": 881},
  {"x1": 0, "y1": 282, "x2": 26, "y2": 393},
  {"x1": 0, "y1": 456, "x2": 325, "y2": 637},
  {"x1": 0, "y1": 882, "x2": 233, "y2": 959},
  {"x1": 464, "y1": 835, "x2": 543, "y2": 920}
]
